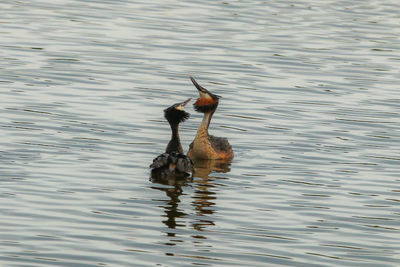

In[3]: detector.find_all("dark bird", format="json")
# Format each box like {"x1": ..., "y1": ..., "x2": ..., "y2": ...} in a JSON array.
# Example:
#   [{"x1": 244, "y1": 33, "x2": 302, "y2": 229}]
[
  {"x1": 150, "y1": 98, "x2": 194, "y2": 179},
  {"x1": 187, "y1": 77, "x2": 234, "y2": 160}
]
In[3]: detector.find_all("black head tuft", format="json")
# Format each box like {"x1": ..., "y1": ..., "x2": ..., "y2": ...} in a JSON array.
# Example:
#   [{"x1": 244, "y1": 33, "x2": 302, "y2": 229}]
[
  {"x1": 190, "y1": 77, "x2": 220, "y2": 113},
  {"x1": 193, "y1": 102, "x2": 219, "y2": 113},
  {"x1": 164, "y1": 106, "x2": 190, "y2": 125}
]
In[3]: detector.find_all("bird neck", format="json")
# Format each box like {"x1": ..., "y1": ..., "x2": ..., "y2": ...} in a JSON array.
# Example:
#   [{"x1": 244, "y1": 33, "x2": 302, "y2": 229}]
[
  {"x1": 166, "y1": 123, "x2": 183, "y2": 153},
  {"x1": 196, "y1": 111, "x2": 214, "y2": 138}
]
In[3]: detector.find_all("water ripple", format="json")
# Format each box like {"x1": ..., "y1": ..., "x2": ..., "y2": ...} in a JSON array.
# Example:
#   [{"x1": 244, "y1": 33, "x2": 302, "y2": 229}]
[{"x1": 1, "y1": 0, "x2": 400, "y2": 266}]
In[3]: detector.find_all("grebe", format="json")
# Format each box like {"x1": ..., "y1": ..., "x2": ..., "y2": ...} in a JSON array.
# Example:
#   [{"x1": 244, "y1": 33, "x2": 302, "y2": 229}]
[
  {"x1": 150, "y1": 98, "x2": 194, "y2": 179},
  {"x1": 187, "y1": 77, "x2": 234, "y2": 160}
]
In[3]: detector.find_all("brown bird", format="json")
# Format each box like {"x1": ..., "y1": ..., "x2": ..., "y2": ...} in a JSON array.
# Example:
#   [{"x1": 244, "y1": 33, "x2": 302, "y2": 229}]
[{"x1": 187, "y1": 77, "x2": 233, "y2": 160}]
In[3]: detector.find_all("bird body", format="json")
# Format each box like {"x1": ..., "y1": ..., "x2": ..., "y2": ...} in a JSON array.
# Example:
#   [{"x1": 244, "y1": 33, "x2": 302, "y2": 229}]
[
  {"x1": 187, "y1": 77, "x2": 233, "y2": 160},
  {"x1": 151, "y1": 150, "x2": 193, "y2": 172},
  {"x1": 150, "y1": 98, "x2": 194, "y2": 179}
]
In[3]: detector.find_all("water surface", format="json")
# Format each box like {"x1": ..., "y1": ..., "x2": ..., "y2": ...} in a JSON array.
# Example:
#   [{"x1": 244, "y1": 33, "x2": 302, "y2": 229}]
[{"x1": 1, "y1": 0, "x2": 399, "y2": 266}]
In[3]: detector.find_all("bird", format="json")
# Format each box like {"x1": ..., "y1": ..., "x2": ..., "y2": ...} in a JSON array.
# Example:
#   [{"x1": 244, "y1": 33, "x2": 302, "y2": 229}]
[
  {"x1": 187, "y1": 77, "x2": 234, "y2": 160},
  {"x1": 150, "y1": 98, "x2": 194, "y2": 180}
]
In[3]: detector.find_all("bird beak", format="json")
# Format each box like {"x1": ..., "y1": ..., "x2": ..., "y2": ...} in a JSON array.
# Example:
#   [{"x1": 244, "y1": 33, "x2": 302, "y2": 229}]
[
  {"x1": 190, "y1": 76, "x2": 210, "y2": 94},
  {"x1": 182, "y1": 98, "x2": 191, "y2": 106},
  {"x1": 176, "y1": 98, "x2": 191, "y2": 110}
]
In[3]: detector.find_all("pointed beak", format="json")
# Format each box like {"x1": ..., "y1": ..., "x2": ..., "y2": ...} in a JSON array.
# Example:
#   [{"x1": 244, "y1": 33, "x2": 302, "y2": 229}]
[
  {"x1": 190, "y1": 76, "x2": 210, "y2": 94},
  {"x1": 175, "y1": 98, "x2": 191, "y2": 110},
  {"x1": 182, "y1": 97, "x2": 191, "y2": 106}
]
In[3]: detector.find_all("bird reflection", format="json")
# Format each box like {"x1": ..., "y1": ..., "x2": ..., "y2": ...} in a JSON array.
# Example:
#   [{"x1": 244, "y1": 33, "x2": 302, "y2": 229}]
[
  {"x1": 150, "y1": 158, "x2": 231, "y2": 241},
  {"x1": 193, "y1": 159, "x2": 231, "y2": 178},
  {"x1": 191, "y1": 159, "x2": 231, "y2": 233},
  {"x1": 150, "y1": 175, "x2": 191, "y2": 232}
]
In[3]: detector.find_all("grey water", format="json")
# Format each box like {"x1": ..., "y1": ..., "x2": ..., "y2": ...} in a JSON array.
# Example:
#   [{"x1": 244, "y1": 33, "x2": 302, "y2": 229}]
[{"x1": 1, "y1": 0, "x2": 399, "y2": 266}]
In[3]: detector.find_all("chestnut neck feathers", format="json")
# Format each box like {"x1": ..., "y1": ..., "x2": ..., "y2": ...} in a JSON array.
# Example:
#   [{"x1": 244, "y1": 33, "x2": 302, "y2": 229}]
[{"x1": 190, "y1": 77, "x2": 220, "y2": 136}]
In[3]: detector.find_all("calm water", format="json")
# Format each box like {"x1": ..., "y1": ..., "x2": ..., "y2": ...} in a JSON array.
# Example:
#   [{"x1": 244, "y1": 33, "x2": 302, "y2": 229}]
[{"x1": 1, "y1": 0, "x2": 399, "y2": 266}]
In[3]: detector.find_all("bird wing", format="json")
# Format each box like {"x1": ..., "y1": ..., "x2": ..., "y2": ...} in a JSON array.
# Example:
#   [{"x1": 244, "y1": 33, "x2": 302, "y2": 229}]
[
  {"x1": 209, "y1": 135, "x2": 232, "y2": 152},
  {"x1": 149, "y1": 153, "x2": 169, "y2": 170},
  {"x1": 175, "y1": 154, "x2": 194, "y2": 173}
]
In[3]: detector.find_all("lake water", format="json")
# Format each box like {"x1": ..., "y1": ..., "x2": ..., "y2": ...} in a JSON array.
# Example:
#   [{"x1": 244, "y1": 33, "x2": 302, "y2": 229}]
[{"x1": 1, "y1": 0, "x2": 399, "y2": 266}]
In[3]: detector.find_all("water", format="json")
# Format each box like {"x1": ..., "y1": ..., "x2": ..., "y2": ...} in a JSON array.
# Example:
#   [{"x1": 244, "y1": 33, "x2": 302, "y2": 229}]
[{"x1": 1, "y1": 0, "x2": 399, "y2": 266}]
